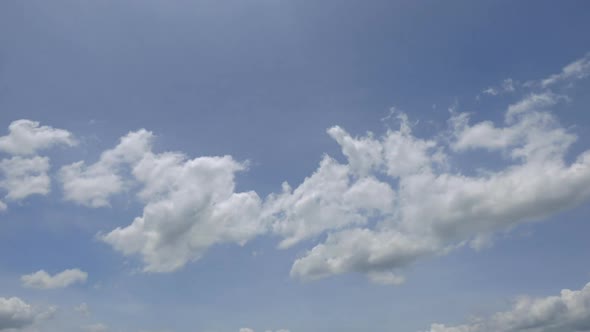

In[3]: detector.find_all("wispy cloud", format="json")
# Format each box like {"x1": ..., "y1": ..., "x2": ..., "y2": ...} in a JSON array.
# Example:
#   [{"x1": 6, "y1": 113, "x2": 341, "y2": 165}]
[
  {"x1": 541, "y1": 53, "x2": 590, "y2": 87},
  {"x1": 21, "y1": 269, "x2": 88, "y2": 289}
]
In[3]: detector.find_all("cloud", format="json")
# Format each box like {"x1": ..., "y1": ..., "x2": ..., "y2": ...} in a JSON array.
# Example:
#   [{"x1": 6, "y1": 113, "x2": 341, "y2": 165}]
[
  {"x1": 83, "y1": 323, "x2": 109, "y2": 332},
  {"x1": 367, "y1": 270, "x2": 406, "y2": 286},
  {"x1": 481, "y1": 78, "x2": 516, "y2": 96},
  {"x1": 264, "y1": 156, "x2": 395, "y2": 249},
  {"x1": 74, "y1": 303, "x2": 90, "y2": 316},
  {"x1": 61, "y1": 130, "x2": 267, "y2": 273},
  {"x1": 60, "y1": 129, "x2": 154, "y2": 207},
  {"x1": 0, "y1": 119, "x2": 76, "y2": 156},
  {"x1": 425, "y1": 281, "x2": 590, "y2": 332},
  {"x1": 541, "y1": 53, "x2": 590, "y2": 87},
  {"x1": 285, "y1": 90, "x2": 590, "y2": 283},
  {"x1": 102, "y1": 150, "x2": 265, "y2": 272},
  {"x1": 0, "y1": 297, "x2": 55, "y2": 331},
  {"x1": 0, "y1": 297, "x2": 36, "y2": 330},
  {"x1": 285, "y1": 55, "x2": 590, "y2": 283},
  {"x1": 504, "y1": 92, "x2": 566, "y2": 121},
  {"x1": 21, "y1": 269, "x2": 88, "y2": 289},
  {"x1": 63, "y1": 53, "x2": 590, "y2": 283},
  {"x1": 451, "y1": 93, "x2": 572, "y2": 154},
  {"x1": 0, "y1": 156, "x2": 51, "y2": 201},
  {"x1": 489, "y1": 54, "x2": 590, "y2": 92},
  {"x1": 0, "y1": 120, "x2": 75, "y2": 209}
]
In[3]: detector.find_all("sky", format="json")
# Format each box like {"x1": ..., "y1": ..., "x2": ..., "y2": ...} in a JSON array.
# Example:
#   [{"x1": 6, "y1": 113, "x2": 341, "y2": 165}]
[{"x1": 1, "y1": 1, "x2": 590, "y2": 331}]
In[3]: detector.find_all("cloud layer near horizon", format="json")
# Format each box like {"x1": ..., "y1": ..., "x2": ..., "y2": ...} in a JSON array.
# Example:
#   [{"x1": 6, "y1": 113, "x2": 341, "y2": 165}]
[{"x1": 425, "y1": 281, "x2": 590, "y2": 332}]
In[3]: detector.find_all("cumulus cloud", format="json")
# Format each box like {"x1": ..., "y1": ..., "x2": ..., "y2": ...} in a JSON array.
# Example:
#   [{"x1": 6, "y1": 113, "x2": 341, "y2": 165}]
[
  {"x1": 0, "y1": 296, "x2": 55, "y2": 331},
  {"x1": 264, "y1": 156, "x2": 395, "y2": 249},
  {"x1": 0, "y1": 156, "x2": 51, "y2": 201},
  {"x1": 102, "y1": 151, "x2": 265, "y2": 272},
  {"x1": 425, "y1": 281, "x2": 590, "y2": 332},
  {"x1": 452, "y1": 93, "x2": 574, "y2": 156},
  {"x1": 277, "y1": 55, "x2": 590, "y2": 284},
  {"x1": 66, "y1": 53, "x2": 590, "y2": 283},
  {"x1": 283, "y1": 81, "x2": 590, "y2": 283},
  {"x1": 0, "y1": 120, "x2": 75, "y2": 209},
  {"x1": 60, "y1": 129, "x2": 266, "y2": 272},
  {"x1": 60, "y1": 129, "x2": 154, "y2": 207},
  {"x1": 0, "y1": 297, "x2": 36, "y2": 330},
  {"x1": 0, "y1": 119, "x2": 76, "y2": 156},
  {"x1": 21, "y1": 269, "x2": 88, "y2": 289}
]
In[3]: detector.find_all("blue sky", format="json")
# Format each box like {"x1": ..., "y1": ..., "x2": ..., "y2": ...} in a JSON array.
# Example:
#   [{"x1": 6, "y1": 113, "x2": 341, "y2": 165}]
[{"x1": 1, "y1": 1, "x2": 590, "y2": 332}]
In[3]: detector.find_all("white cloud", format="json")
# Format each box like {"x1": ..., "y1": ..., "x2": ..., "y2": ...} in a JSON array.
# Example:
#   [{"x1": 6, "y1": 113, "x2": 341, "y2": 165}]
[
  {"x1": 481, "y1": 78, "x2": 516, "y2": 96},
  {"x1": 60, "y1": 129, "x2": 154, "y2": 207},
  {"x1": 0, "y1": 156, "x2": 51, "y2": 201},
  {"x1": 59, "y1": 161, "x2": 124, "y2": 208},
  {"x1": 290, "y1": 228, "x2": 437, "y2": 282},
  {"x1": 88, "y1": 85, "x2": 590, "y2": 281},
  {"x1": 451, "y1": 93, "x2": 574, "y2": 156},
  {"x1": 74, "y1": 303, "x2": 90, "y2": 316},
  {"x1": 103, "y1": 152, "x2": 264, "y2": 272},
  {"x1": 70, "y1": 132, "x2": 267, "y2": 273},
  {"x1": 83, "y1": 323, "x2": 109, "y2": 332},
  {"x1": 0, "y1": 120, "x2": 75, "y2": 209},
  {"x1": 327, "y1": 126, "x2": 383, "y2": 176},
  {"x1": 21, "y1": 269, "x2": 88, "y2": 289},
  {"x1": 367, "y1": 270, "x2": 406, "y2": 286},
  {"x1": 285, "y1": 91, "x2": 590, "y2": 284},
  {"x1": 0, "y1": 297, "x2": 55, "y2": 331},
  {"x1": 65, "y1": 54, "x2": 590, "y2": 283},
  {"x1": 504, "y1": 92, "x2": 565, "y2": 121},
  {"x1": 264, "y1": 156, "x2": 395, "y2": 249},
  {"x1": 0, "y1": 119, "x2": 76, "y2": 156},
  {"x1": 541, "y1": 53, "x2": 590, "y2": 87},
  {"x1": 61, "y1": 127, "x2": 266, "y2": 272},
  {"x1": 425, "y1": 281, "x2": 590, "y2": 332},
  {"x1": 0, "y1": 297, "x2": 36, "y2": 330}
]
